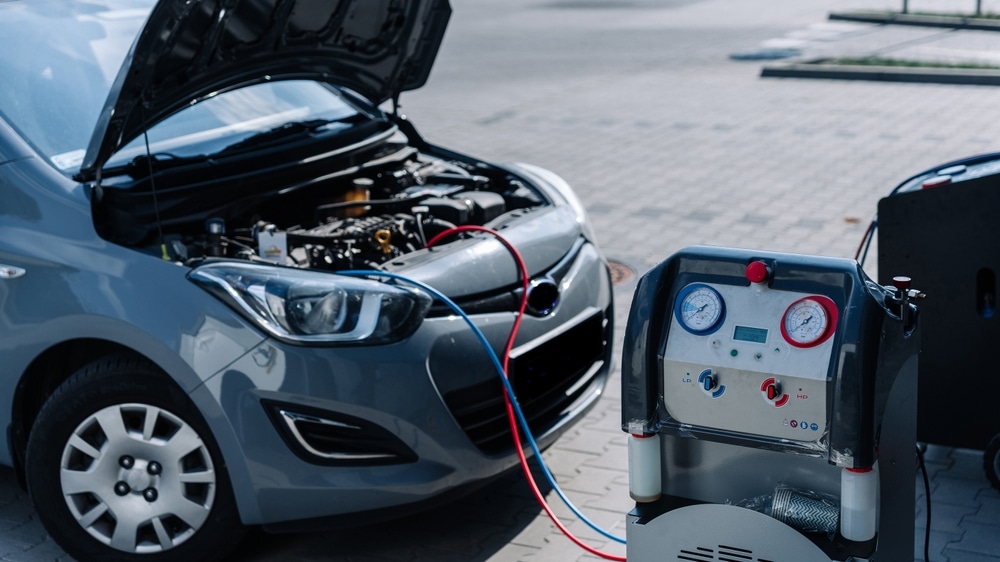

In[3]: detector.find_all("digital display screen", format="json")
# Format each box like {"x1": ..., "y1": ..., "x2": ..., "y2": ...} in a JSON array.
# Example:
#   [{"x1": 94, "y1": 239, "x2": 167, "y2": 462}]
[{"x1": 733, "y1": 325, "x2": 768, "y2": 344}]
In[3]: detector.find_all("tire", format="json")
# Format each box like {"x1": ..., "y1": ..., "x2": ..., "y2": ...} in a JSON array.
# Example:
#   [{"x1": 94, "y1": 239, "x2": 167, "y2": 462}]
[
  {"x1": 25, "y1": 354, "x2": 245, "y2": 562},
  {"x1": 986, "y1": 434, "x2": 1000, "y2": 492}
]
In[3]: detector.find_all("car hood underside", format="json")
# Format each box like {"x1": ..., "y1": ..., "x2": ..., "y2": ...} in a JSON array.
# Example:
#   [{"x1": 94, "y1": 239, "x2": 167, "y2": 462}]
[{"x1": 79, "y1": 0, "x2": 451, "y2": 181}]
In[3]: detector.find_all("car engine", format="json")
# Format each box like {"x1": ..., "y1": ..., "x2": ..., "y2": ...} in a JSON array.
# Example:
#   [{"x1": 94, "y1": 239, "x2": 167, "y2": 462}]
[{"x1": 99, "y1": 149, "x2": 547, "y2": 271}]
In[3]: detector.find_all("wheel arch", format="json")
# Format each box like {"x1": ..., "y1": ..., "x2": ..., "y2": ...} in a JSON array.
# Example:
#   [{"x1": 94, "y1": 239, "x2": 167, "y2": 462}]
[
  {"x1": 22, "y1": 354, "x2": 248, "y2": 560},
  {"x1": 9, "y1": 340, "x2": 156, "y2": 487},
  {"x1": 8, "y1": 335, "x2": 264, "y2": 526}
]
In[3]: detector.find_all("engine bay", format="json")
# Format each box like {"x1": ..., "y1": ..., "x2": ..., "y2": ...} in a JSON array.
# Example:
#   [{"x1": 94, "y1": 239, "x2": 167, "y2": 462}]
[{"x1": 94, "y1": 145, "x2": 548, "y2": 271}]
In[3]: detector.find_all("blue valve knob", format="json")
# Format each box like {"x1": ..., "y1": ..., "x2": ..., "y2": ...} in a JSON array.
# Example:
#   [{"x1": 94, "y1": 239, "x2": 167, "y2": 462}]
[
  {"x1": 698, "y1": 369, "x2": 726, "y2": 399},
  {"x1": 703, "y1": 374, "x2": 716, "y2": 391}
]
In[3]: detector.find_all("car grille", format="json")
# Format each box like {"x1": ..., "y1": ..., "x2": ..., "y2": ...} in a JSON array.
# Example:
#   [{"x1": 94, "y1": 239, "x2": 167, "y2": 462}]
[{"x1": 441, "y1": 308, "x2": 608, "y2": 456}]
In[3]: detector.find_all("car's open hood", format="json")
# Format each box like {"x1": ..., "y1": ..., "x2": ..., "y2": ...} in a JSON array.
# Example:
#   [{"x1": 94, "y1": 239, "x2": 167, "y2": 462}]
[{"x1": 78, "y1": 0, "x2": 451, "y2": 182}]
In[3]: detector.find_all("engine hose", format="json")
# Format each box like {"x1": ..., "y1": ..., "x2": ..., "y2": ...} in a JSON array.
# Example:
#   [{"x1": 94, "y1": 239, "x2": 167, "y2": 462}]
[{"x1": 339, "y1": 227, "x2": 627, "y2": 561}]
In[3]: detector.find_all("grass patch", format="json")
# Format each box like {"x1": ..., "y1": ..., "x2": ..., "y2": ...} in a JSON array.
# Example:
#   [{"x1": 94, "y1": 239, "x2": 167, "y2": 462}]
[
  {"x1": 852, "y1": 9, "x2": 1000, "y2": 19},
  {"x1": 909, "y1": 11, "x2": 1000, "y2": 19},
  {"x1": 830, "y1": 57, "x2": 1000, "y2": 70}
]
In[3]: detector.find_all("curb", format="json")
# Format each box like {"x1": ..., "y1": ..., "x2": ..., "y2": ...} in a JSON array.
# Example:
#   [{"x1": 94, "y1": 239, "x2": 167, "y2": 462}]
[
  {"x1": 829, "y1": 10, "x2": 1000, "y2": 31},
  {"x1": 761, "y1": 59, "x2": 1000, "y2": 86}
]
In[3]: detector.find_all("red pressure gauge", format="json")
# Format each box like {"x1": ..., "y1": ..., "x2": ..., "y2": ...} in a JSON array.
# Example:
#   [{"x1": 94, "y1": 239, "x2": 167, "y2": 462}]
[{"x1": 780, "y1": 296, "x2": 838, "y2": 348}]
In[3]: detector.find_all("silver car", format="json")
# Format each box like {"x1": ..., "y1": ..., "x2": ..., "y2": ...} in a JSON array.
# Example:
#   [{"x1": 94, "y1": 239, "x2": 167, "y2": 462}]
[{"x1": 0, "y1": 1, "x2": 613, "y2": 560}]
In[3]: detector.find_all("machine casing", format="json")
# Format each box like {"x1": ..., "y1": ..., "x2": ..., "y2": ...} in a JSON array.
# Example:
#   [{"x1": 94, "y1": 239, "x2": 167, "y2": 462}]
[
  {"x1": 621, "y1": 246, "x2": 919, "y2": 561},
  {"x1": 878, "y1": 166, "x2": 1000, "y2": 450}
]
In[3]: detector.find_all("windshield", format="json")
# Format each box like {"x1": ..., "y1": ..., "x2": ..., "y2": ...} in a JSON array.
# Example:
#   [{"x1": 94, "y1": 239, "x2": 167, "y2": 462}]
[
  {"x1": 0, "y1": 0, "x2": 379, "y2": 175},
  {"x1": 104, "y1": 81, "x2": 369, "y2": 170},
  {"x1": 0, "y1": 0, "x2": 152, "y2": 171}
]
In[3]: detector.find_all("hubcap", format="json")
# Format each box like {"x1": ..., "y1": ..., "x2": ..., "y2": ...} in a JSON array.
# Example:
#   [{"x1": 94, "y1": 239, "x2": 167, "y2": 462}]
[{"x1": 59, "y1": 403, "x2": 217, "y2": 554}]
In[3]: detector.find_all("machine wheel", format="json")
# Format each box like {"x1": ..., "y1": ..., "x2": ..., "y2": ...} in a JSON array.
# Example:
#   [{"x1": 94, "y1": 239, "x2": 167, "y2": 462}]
[
  {"x1": 25, "y1": 355, "x2": 245, "y2": 562},
  {"x1": 986, "y1": 434, "x2": 1000, "y2": 492}
]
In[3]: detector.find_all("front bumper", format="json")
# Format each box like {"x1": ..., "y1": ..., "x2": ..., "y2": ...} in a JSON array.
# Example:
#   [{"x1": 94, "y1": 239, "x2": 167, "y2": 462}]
[{"x1": 196, "y1": 240, "x2": 612, "y2": 526}]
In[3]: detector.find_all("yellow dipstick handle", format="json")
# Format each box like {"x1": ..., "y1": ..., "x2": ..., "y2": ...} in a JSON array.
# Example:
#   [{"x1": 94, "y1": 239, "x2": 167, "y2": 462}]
[{"x1": 375, "y1": 229, "x2": 392, "y2": 255}]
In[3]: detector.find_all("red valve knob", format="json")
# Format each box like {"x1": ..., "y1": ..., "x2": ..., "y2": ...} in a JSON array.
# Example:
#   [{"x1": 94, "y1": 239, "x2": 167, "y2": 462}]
[
  {"x1": 746, "y1": 261, "x2": 770, "y2": 284},
  {"x1": 892, "y1": 276, "x2": 912, "y2": 291},
  {"x1": 767, "y1": 382, "x2": 780, "y2": 401}
]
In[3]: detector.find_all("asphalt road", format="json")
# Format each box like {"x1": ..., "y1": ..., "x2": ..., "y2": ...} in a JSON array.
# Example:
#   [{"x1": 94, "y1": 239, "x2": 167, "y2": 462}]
[{"x1": 4, "y1": 0, "x2": 1000, "y2": 560}]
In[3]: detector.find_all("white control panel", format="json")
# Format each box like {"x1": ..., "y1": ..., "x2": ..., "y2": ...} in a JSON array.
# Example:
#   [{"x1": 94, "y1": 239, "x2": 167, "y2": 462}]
[{"x1": 661, "y1": 282, "x2": 837, "y2": 441}]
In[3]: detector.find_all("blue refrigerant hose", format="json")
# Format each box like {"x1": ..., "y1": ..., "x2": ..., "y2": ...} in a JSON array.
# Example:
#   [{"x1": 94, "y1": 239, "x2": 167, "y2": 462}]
[{"x1": 337, "y1": 267, "x2": 628, "y2": 547}]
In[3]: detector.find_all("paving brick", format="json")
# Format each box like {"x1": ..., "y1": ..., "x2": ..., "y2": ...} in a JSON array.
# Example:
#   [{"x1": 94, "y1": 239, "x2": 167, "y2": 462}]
[
  {"x1": 933, "y1": 477, "x2": 994, "y2": 509},
  {"x1": 940, "y1": 448, "x2": 992, "y2": 481},
  {"x1": 0, "y1": 473, "x2": 23, "y2": 506},
  {"x1": 965, "y1": 492, "x2": 1000, "y2": 524},
  {"x1": 914, "y1": 528, "x2": 964, "y2": 562},
  {"x1": 554, "y1": 465, "x2": 629, "y2": 497},
  {"x1": 13, "y1": 540, "x2": 77, "y2": 562},
  {"x1": 480, "y1": 542, "x2": 540, "y2": 561},
  {"x1": 938, "y1": 552, "x2": 1000, "y2": 562},
  {"x1": 539, "y1": 449, "x2": 602, "y2": 480},
  {"x1": 945, "y1": 521, "x2": 1000, "y2": 559},
  {"x1": 914, "y1": 500, "x2": 979, "y2": 536},
  {"x1": 0, "y1": 539, "x2": 30, "y2": 562}
]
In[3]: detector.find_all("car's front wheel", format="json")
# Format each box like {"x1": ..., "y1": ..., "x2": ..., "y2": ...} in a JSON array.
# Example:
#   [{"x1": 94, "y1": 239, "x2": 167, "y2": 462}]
[{"x1": 25, "y1": 355, "x2": 245, "y2": 562}]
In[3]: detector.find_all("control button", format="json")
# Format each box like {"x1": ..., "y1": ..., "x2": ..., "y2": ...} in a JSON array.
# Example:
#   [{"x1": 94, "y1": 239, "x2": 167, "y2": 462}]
[
  {"x1": 811, "y1": 423, "x2": 819, "y2": 431},
  {"x1": 790, "y1": 420, "x2": 798, "y2": 428},
  {"x1": 729, "y1": 349, "x2": 738, "y2": 357},
  {"x1": 746, "y1": 261, "x2": 770, "y2": 284},
  {"x1": 754, "y1": 352, "x2": 763, "y2": 360}
]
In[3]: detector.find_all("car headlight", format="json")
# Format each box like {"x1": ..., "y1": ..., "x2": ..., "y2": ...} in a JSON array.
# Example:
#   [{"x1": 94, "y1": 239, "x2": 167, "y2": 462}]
[{"x1": 189, "y1": 262, "x2": 431, "y2": 345}]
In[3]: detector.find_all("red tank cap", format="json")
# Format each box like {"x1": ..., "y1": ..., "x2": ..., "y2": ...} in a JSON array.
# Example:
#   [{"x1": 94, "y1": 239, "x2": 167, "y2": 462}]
[
  {"x1": 892, "y1": 276, "x2": 912, "y2": 290},
  {"x1": 746, "y1": 261, "x2": 770, "y2": 284}
]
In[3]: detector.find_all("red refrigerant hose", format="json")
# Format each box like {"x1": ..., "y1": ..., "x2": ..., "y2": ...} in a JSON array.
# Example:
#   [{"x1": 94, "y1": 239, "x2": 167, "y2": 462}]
[{"x1": 426, "y1": 225, "x2": 626, "y2": 562}]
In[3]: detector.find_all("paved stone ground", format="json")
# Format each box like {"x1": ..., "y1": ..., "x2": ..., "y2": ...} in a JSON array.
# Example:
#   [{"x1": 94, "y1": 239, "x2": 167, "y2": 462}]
[{"x1": 3, "y1": 0, "x2": 1000, "y2": 560}]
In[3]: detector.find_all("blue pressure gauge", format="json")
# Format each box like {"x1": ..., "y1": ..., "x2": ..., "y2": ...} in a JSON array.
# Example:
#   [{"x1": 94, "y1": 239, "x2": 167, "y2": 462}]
[{"x1": 674, "y1": 283, "x2": 725, "y2": 335}]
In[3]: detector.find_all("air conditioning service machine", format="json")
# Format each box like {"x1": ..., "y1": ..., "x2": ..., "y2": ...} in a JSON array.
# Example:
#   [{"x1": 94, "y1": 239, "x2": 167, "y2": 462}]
[{"x1": 621, "y1": 246, "x2": 920, "y2": 561}]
